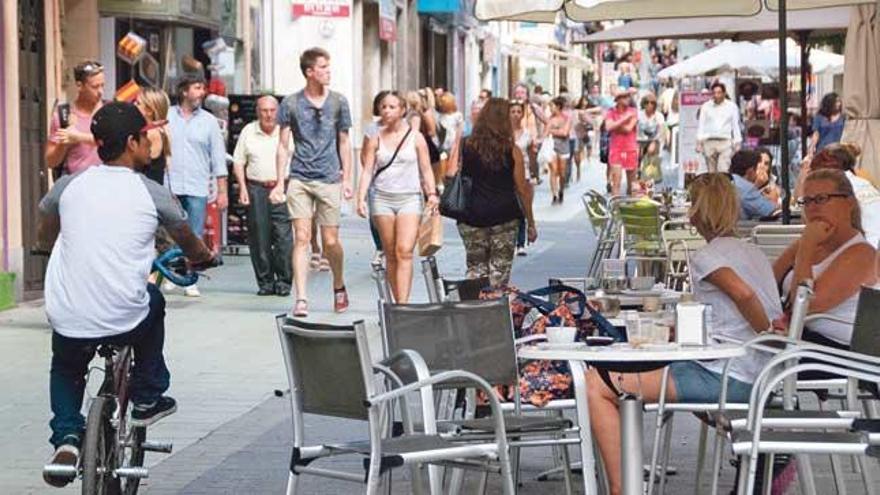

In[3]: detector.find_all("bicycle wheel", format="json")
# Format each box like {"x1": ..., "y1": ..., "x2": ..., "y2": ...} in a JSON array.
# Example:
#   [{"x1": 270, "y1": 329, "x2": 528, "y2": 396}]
[
  {"x1": 82, "y1": 396, "x2": 121, "y2": 495},
  {"x1": 121, "y1": 426, "x2": 146, "y2": 495}
]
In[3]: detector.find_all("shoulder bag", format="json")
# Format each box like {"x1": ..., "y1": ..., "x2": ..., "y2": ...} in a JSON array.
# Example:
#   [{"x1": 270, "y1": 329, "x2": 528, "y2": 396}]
[{"x1": 439, "y1": 139, "x2": 471, "y2": 221}]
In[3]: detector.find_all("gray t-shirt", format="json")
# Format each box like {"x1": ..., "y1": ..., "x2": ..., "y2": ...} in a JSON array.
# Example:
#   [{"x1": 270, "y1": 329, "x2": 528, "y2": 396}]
[
  {"x1": 279, "y1": 90, "x2": 352, "y2": 184},
  {"x1": 689, "y1": 237, "x2": 783, "y2": 383},
  {"x1": 39, "y1": 165, "x2": 187, "y2": 338}
]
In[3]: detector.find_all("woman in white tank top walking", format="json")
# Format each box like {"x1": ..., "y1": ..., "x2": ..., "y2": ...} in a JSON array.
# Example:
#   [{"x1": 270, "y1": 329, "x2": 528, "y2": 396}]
[{"x1": 357, "y1": 91, "x2": 439, "y2": 303}]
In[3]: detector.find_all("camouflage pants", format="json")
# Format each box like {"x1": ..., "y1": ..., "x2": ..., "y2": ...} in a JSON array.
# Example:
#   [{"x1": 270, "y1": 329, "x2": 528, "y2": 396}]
[{"x1": 457, "y1": 219, "x2": 519, "y2": 288}]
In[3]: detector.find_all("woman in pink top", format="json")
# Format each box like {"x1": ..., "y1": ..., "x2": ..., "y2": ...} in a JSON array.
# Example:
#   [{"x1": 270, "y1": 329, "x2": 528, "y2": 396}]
[{"x1": 605, "y1": 90, "x2": 639, "y2": 195}]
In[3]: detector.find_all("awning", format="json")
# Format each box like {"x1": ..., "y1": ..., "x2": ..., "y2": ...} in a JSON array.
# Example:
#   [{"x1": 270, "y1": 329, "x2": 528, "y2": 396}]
[
  {"x1": 501, "y1": 41, "x2": 593, "y2": 70},
  {"x1": 474, "y1": 0, "x2": 874, "y2": 24},
  {"x1": 578, "y1": 6, "x2": 851, "y2": 43}
]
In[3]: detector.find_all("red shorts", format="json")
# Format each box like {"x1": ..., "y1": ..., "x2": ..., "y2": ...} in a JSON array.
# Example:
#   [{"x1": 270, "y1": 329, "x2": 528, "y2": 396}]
[{"x1": 609, "y1": 148, "x2": 639, "y2": 171}]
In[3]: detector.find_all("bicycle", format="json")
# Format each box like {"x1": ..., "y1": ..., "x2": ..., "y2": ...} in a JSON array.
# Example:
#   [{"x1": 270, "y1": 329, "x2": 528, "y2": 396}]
[{"x1": 43, "y1": 248, "x2": 211, "y2": 495}]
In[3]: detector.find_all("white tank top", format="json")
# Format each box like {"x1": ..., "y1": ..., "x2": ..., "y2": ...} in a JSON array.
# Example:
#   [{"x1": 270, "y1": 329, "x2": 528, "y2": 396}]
[
  {"x1": 373, "y1": 129, "x2": 421, "y2": 194},
  {"x1": 782, "y1": 232, "x2": 870, "y2": 344}
]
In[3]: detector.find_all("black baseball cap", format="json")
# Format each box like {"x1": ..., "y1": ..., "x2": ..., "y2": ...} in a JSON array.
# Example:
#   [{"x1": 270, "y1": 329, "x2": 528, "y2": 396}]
[{"x1": 90, "y1": 101, "x2": 161, "y2": 150}]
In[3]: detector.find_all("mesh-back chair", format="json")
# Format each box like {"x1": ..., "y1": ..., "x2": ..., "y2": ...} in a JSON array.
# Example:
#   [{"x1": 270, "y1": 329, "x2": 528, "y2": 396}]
[
  {"x1": 420, "y1": 256, "x2": 489, "y2": 303},
  {"x1": 276, "y1": 315, "x2": 515, "y2": 495},
  {"x1": 379, "y1": 299, "x2": 582, "y2": 493},
  {"x1": 750, "y1": 224, "x2": 804, "y2": 262},
  {"x1": 615, "y1": 198, "x2": 667, "y2": 281}
]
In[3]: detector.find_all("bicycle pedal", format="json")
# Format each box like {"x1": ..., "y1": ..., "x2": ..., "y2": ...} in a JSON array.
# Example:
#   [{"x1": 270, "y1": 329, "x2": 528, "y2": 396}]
[
  {"x1": 43, "y1": 463, "x2": 78, "y2": 478},
  {"x1": 141, "y1": 441, "x2": 173, "y2": 453},
  {"x1": 115, "y1": 467, "x2": 149, "y2": 479}
]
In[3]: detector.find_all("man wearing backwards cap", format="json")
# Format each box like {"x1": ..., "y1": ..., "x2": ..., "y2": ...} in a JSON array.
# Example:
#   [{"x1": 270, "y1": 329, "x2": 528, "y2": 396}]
[{"x1": 37, "y1": 102, "x2": 217, "y2": 488}]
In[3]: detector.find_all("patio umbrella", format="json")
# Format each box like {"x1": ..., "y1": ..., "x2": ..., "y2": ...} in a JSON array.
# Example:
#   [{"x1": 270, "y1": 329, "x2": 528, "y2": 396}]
[
  {"x1": 474, "y1": 0, "x2": 874, "y2": 224},
  {"x1": 840, "y1": 5, "x2": 880, "y2": 181},
  {"x1": 656, "y1": 41, "x2": 798, "y2": 78}
]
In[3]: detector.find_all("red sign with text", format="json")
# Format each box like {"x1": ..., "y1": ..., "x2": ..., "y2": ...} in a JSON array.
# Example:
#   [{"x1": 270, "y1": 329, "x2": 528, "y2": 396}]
[{"x1": 292, "y1": 0, "x2": 350, "y2": 18}]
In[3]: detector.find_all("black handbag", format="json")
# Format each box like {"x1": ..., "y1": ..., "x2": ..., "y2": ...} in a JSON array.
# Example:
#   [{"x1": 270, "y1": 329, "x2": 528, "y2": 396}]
[{"x1": 439, "y1": 139, "x2": 471, "y2": 221}]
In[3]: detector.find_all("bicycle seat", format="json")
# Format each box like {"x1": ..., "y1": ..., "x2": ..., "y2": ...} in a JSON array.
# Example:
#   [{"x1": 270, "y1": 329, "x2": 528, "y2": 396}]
[{"x1": 96, "y1": 344, "x2": 128, "y2": 359}]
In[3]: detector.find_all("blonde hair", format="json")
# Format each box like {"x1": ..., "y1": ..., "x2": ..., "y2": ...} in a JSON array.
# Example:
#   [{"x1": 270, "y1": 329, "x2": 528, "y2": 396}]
[
  {"x1": 688, "y1": 173, "x2": 740, "y2": 238},
  {"x1": 437, "y1": 93, "x2": 457, "y2": 114},
  {"x1": 404, "y1": 91, "x2": 423, "y2": 113},
  {"x1": 138, "y1": 87, "x2": 171, "y2": 158},
  {"x1": 804, "y1": 169, "x2": 863, "y2": 233}
]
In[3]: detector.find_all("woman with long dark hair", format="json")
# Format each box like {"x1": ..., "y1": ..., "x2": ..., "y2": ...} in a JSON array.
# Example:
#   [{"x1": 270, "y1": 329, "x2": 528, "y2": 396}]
[
  {"x1": 446, "y1": 98, "x2": 537, "y2": 287},
  {"x1": 810, "y1": 92, "x2": 845, "y2": 154}
]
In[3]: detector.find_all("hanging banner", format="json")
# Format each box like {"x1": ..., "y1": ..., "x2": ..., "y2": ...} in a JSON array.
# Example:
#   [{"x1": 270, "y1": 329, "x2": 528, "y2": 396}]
[
  {"x1": 292, "y1": 0, "x2": 350, "y2": 18},
  {"x1": 679, "y1": 90, "x2": 713, "y2": 171},
  {"x1": 379, "y1": 0, "x2": 396, "y2": 41}
]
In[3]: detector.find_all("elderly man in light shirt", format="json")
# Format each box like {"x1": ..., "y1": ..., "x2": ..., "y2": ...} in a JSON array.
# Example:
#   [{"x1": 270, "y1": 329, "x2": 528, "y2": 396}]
[
  {"x1": 696, "y1": 81, "x2": 742, "y2": 172},
  {"x1": 232, "y1": 95, "x2": 293, "y2": 296}
]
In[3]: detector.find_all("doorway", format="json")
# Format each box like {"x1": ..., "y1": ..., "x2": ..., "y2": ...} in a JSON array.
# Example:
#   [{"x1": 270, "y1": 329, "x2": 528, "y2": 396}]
[{"x1": 18, "y1": 0, "x2": 49, "y2": 294}]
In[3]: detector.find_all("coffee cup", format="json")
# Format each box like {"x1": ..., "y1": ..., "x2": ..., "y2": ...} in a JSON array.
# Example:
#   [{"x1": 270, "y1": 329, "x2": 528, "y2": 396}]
[{"x1": 546, "y1": 326, "x2": 576, "y2": 344}]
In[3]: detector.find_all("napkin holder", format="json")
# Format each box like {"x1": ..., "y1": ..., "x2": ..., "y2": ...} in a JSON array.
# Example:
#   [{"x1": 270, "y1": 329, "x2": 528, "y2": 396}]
[{"x1": 675, "y1": 301, "x2": 708, "y2": 345}]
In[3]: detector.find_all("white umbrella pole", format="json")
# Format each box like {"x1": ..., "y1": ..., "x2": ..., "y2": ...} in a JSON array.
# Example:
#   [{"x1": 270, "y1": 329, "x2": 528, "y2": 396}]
[{"x1": 779, "y1": 0, "x2": 792, "y2": 224}]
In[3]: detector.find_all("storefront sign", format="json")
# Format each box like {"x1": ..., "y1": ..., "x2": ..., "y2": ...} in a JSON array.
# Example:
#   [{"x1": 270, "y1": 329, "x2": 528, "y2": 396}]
[
  {"x1": 379, "y1": 0, "x2": 396, "y2": 41},
  {"x1": 292, "y1": 0, "x2": 350, "y2": 18}
]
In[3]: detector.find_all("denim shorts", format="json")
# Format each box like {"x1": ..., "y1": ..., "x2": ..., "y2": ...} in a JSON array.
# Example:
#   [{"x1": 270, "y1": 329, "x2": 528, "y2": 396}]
[
  {"x1": 370, "y1": 190, "x2": 423, "y2": 216},
  {"x1": 669, "y1": 361, "x2": 753, "y2": 403}
]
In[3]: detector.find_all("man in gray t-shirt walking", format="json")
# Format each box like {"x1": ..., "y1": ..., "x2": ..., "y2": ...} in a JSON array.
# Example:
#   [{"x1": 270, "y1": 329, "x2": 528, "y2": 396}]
[{"x1": 274, "y1": 47, "x2": 353, "y2": 317}]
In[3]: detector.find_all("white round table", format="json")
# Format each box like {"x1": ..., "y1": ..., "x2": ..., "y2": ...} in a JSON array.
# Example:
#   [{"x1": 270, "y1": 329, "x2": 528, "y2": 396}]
[{"x1": 517, "y1": 343, "x2": 745, "y2": 495}]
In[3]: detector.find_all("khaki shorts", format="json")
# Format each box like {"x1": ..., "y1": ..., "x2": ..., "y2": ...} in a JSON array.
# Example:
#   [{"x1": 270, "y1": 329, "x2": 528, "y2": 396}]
[{"x1": 286, "y1": 178, "x2": 342, "y2": 226}]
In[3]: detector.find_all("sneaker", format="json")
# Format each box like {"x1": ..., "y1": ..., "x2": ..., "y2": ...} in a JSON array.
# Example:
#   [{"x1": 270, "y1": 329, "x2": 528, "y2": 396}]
[
  {"x1": 516, "y1": 247, "x2": 528, "y2": 257},
  {"x1": 131, "y1": 396, "x2": 177, "y2": 427},
  {"x1": 371, "y1": 251, "x2": 384, "y2": 267},
  {"x1": 184, "y1": 284, "x2": 201, "y2": 297},
  {"x1": 275, "y1": 285, "x2": 291, "y2": 297},
  {"x1": 333, "y1": 287, "x2": 349, "y2": 313},
  {"x1": 43, "y1": 441, "x2": 79, "y2": 487},
  {"x1": 161, "y1": 279, "x2": 176, "y2": 292},
  {"x1": 290, "y1": 299, "x2": 308, "y2": 318},
  {"x1": 257, "y1": 287, "x2": 274, "y2": 296}
]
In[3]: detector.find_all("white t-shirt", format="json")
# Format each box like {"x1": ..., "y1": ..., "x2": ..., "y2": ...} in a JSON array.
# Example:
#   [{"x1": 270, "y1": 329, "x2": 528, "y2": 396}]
[
  {"x1": 514, "y1": 128, "x2": 532, "y2": 180},
  {"x1": 847, "y1": 171, "x2": 880, "y2": 247},
  {"x1": 40, "y1": 165, "x2": 188, "y2": 339},
  {"x1": 689, "y1": 237, "x2": 783, "y2": 383}
]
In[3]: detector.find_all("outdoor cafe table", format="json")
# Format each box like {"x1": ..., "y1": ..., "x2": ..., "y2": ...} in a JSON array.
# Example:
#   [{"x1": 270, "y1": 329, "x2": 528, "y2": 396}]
[
  {"x1": 586, "y1": 289, "x2": 682, "y2": 308},
  {"x1": 517, "y1": 342, "x2": 745, "y2": 495}
]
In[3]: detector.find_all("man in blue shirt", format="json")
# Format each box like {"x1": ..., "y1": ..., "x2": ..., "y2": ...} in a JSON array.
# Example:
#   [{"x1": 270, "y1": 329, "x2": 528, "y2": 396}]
[
  {"x1": 167, "y1": 74, "x2": 228, "y2": 297},
  {"x1": 730, "y1": 149, "x2": 780, "y2": 220}
]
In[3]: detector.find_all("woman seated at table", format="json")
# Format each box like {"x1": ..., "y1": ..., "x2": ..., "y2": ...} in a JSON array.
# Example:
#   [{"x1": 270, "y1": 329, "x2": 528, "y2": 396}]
[
  {"x1": 774, "y1": 169, "x2": 877, "y2": 350},
  {"x1": 585, "y1": 173, "x2": 783, "y2": 495}
]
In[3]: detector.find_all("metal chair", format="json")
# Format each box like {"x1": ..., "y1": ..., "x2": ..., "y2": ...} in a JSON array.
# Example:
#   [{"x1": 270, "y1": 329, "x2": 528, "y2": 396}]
[
  {"x1": 585, "y1": 191, "x2": 619, "y2": 278},
  {"x1": 420, "y1": 256, "x2": 489, "y2": 303},
  {"x1": 749, "y1": 224, "x2": 804, "y2": 262},
  {"x1": 275, "y1": 315, "x2": 515, "y2": 494},
  {"x1": 707, "y1": 285, "x2": 880, "y2": 495},
  {"x1": 379, "y1": 298, "x2": 585, "y2": 494},
  {"x1": 660, "y1": 219, "x2": 705, "y2": 292}
]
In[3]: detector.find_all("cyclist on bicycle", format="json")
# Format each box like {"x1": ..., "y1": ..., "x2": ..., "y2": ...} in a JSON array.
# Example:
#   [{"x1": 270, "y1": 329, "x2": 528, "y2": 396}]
[{"x1": 38, "y1": 102, "x2": 217, "y2": 487}]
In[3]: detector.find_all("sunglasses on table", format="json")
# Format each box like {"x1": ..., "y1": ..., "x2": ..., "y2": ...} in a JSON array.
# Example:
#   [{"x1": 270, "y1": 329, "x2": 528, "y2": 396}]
[{"x1": 796, "y1": 193, "x2": 851, "y2": 207}]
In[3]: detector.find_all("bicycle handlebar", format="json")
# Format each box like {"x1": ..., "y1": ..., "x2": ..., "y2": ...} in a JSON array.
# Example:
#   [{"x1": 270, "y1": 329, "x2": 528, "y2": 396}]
[{"x1": 152, "y1": 248, "x2": 221, "y2": 287}]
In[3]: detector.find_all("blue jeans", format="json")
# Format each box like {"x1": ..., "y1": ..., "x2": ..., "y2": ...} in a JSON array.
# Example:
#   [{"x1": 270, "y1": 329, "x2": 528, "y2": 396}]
[
  {"x1": 516, "y1": 219, "x2": 527, "y2": 248},
  {"x1": 176, "y1": 195, "x2": 208, "y2": 237},
  {"x1": 49, "y1": 284, "x2": 170, "y2": 447}
]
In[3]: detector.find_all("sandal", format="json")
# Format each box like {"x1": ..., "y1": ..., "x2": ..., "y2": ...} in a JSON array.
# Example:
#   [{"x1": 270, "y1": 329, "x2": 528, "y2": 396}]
[
  {"x1": 309, "y1": 254, "x2": 321, "y2": 272},
  {"x1": 318, "y1": 257, "x2": 331, "y2": 272},
  {"x1": 290, "y1": 299, "x2": 309, "y2": 318}
]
